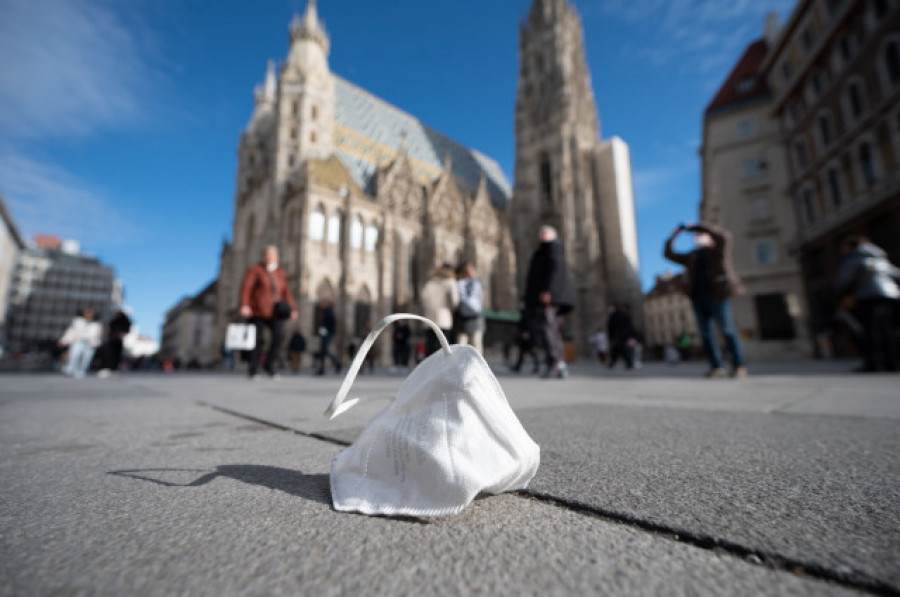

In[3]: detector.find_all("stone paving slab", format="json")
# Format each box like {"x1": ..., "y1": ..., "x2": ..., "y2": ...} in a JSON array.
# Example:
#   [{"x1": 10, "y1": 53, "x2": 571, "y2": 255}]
[
  {"x1": 518, "y1": 403, "x2": 900, "y2": 591},
  {"x1": 0, "y1": 393, "x2": 860, "y2": 596}
]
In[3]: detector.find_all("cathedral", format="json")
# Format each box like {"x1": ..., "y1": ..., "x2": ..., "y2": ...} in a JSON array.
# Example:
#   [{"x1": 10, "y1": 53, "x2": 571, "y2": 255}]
[{"x1": 213, "y1": 0, "x2": 642, "y2": 357}]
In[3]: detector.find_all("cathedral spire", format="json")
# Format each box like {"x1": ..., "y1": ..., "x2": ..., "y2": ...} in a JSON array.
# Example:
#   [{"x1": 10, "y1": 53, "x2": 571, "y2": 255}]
[{"x1": 290, "y1": 0, "x2": 330, "y2": 54}]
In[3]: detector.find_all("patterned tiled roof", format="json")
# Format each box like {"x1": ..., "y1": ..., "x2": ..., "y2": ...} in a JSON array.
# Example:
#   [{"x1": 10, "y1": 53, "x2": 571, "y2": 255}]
[
  {"x1": 706, "y1": 39, "x2": 770, "y2": 115},
  {"x1": 333, "y1": 76, "x2": 511, "y2": 207}
]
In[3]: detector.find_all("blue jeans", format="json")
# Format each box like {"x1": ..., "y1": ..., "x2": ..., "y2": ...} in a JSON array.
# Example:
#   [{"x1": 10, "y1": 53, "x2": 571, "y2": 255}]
[
  {"x1": 65, "y1": 340, "x2": 95, "y2": 378},
  {"x1": 691, "y1": 295, "x2": 745, "y2": 370}
]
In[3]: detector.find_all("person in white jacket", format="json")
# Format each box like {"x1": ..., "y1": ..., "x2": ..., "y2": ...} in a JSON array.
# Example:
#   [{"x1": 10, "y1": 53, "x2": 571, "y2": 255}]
[{"x1": 59, "y1": 309, "x2": 103, "y2": 378}]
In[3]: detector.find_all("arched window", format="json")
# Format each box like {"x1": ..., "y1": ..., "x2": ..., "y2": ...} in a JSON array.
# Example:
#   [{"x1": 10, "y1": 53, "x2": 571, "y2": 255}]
[
  {"x1": 827, "y1": 167, "x2": 843, "y2": 208},
  {"x1": 886, "y1": 39, "x2": 900, "y2": 85},
  {"x1": 327, "y1": 213, "x2": 341, "y2": 245},
  {"x1": 539, "y1": 154, "x2": 553, "y2": 205},
  {"x1": 350, "y1": 216, "x2": 363, "y2": 249},
  {"x1": 311, "y1": 104, "x2": 318, "y2": 121},
  {"x1": 816, "y1": 111, "x2": 834, "y2": 149},
  {"x1": 364, "y1": 223, "x2": 378, "y2": 252},
  {"x1": 859, "y1": 142, "x2": 877, "y2": 187},
  {"x1": 309, "y1": 206, "x2": 325, "y2": 241},
  {"x1": 847, "y1": 81, "x2": 865, "y2": 119}
]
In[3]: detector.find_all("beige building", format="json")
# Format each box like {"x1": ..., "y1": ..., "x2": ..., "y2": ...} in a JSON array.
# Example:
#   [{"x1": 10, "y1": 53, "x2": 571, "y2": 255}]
[
  {"x1": 214, "y1": 1, "x2": 516, "y2": 359},
  {"x1": 762, "y1": 0, "x2": 900, "y2": 353},
  {"x1": 643, "y1": 273, "x2": 699, "y2": 356},
  {"x1": 161, "y1": 280, "x2": 217, "y2": 366},
  {"x1": 511, "y1": 0, "x2": 643, "y2": 353},
  {"x1": 700, "y1": 19, "x2": 812, "y2": 360},
  {"x1": 0, "y1": 193, "x2": 25, "y2": 351}
]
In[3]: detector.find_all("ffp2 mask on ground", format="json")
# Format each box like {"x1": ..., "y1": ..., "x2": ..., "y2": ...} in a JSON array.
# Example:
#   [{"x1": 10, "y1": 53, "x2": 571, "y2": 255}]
[{"x1": 324, "y1": 314, "x2": 540, "y2": 517}]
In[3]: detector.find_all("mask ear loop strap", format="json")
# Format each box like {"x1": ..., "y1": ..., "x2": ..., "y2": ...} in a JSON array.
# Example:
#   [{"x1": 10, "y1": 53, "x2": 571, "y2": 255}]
[{"x1": 324, "y1": 313, "x2": 452, "y2": 420}]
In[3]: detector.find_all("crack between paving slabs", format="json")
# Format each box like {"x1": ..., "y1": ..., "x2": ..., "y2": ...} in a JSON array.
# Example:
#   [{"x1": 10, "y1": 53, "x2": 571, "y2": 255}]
[{"x1": 195, "y1": 401, "x2": 899, "y2": 597}]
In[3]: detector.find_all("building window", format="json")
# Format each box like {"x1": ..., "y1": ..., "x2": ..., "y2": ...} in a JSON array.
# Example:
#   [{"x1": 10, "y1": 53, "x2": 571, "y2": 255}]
[
  {"x1": 826, "y1": 0, "x2": 846, "y2": 15},
  {"x1": 859, "y1": 142, "x2": 877, "y2": 186},
  {"x1": 310, "y1": 131, "x2": 317, "y2": 144},
  {"x1": 886, "y1": 40, "x2": 900, "y2": 85},
  {"x1": 309, "y1": 208, "x2": 325, "y2": 241},
  {"x1": 847, "y1": 82, "x2": 865, "y2": 118},
  {"x1": 327, "y1": 214, "x2": 341, "y2": 244},
  {"x1": 781, "y1": 61, "x2": 792, "y2": 81},
  {"x1": 744, "y1": 158, "x2": 762, "y2": 178},
  {"x1": 754, "y1": 294, "x2": 796, "y2": 340},
  {"x1": 311, "y1": 104, "x2": 318, "y2": 121},
  {"x1": 737, "y1": 118, "x2": 757, "y2": 139},
  {"x1": 818, "y1": 114, "x2": 833, "y2": 147},
  {"x1": 288, "y1": 154, "x2": 295, "y2": 167},
  {"x1": 736, "y1": 76, "x2": 755, "y2": 93},
  {"x1": 292, "y1": 100, "x2": 299, "y2": 116},
  {"x1": 364, "y1": 224, "x2": 378, "y2": 252},
  {"x1": 755, "y1": 241, "x2": 777, "y2": 265},
  {"x1": 802, "y1": 26, "x2": 815, "y2": 50},
  {"x1": 827, "y1": 168, "x2": 843, "y2": 207},
  {"x1": 748, "y1": 197, "x2": 771, "y2": 222},
  {"x1": 839, "y1": 35, "x2": 854, "y2": 61},
  {"x1": 350, "y1": 217, "x2": 363, "y2": 249},
  {"x1": 794, "y1": 139, "x2": 809, "y2": 170},
  {"x1": 290, "y1": 127, "x2": 297, "y2": 140},
  {"x1": 802, "y1": 188, "x2": 817, "y2": 222},
  {"x1": 873, "y1": 0, "x2": 890, "y2": 17},
  {"x1": 539, "y1": 154, "x2": 553, "y2": 205}
]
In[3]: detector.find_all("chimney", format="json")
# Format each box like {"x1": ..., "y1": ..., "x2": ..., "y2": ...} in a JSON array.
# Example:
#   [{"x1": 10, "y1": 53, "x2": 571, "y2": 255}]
[{"x1": 764, "y1": 12, "x2": 779, "y2": 45}]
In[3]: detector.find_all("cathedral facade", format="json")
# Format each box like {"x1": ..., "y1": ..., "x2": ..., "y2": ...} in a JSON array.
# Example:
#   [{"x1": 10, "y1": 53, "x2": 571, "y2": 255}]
[
  {"x1": 213, "y1": 1, "x2": 517, "y2": 356},
  {"x1": 214, "y1": 0, "x2": 642, "y2": 357}
]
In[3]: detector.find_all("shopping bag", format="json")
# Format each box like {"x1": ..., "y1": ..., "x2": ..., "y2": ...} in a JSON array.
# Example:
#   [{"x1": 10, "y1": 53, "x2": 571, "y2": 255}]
[{"x1": 225, "y1": 323, "x2": 256, "y2": 351}]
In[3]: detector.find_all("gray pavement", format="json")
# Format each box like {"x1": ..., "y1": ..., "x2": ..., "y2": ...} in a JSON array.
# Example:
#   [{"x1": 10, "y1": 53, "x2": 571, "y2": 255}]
[{"x1": 1, "y1": 361, "x2": 898, "y2": 595}]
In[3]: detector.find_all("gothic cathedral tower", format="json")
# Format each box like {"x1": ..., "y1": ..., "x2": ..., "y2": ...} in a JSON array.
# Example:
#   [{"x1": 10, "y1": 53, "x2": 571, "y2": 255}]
[{"x1": 512, "y1": 0, "x2": 643, "y2": 351}]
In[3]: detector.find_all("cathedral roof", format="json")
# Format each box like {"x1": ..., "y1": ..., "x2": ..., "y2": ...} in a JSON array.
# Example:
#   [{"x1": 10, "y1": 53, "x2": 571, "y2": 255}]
[{"x1": 333, "y1": 76, "x2": 511, "y2": 206}]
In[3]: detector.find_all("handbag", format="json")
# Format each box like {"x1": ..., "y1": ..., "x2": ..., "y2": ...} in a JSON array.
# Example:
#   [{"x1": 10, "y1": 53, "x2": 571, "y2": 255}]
[
  {"x1": 225, "y1": 323, "x2": 256, "y2": 351},
  {"x1": 324, "y1": 313, "x2": 540, "y2": 517},
  {"x1": 273, "y1": 300, "x2": 292, "y2": 320}
]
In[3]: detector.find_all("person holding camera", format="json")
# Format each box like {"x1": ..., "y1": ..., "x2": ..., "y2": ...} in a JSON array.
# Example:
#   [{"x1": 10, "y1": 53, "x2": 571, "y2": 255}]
[
  {"x1": 664, "y1": 222, "x2": 747, "y2": 379},
  {"x1": 240, "y1": 245, "x2": 297, "y2": 379}
]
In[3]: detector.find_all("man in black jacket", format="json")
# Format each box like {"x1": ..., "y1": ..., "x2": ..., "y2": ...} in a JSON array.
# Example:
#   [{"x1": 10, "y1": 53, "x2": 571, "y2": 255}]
[{"x1": 523, "y1": 225, "x2": 575, "y2": 378}]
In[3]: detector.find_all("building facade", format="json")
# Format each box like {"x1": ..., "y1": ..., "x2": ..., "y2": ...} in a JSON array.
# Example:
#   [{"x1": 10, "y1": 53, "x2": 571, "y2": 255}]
[
  {"x1": 700, "y1": 21, "x2": 812, "y2": 361},
  {"x1": 643, "y1": 273, "x2": 699, "y2": 357},
  {"x1": 161, "y1": 280, "x2": 217, "y2": 366},
  {"x1": 511, "y1": 0, "x2": 643, "y2": 352},
  {"x1": 5, "y1": 237, "x2": 123, "y2": 352},
  {"x1": 214, "y1": 1, "x2": 517, "y2": 358},
  {"x1": 0, "y1": 193, "x2": 25, "y2": 351},
  {"x1": 762, "y1": 0, "x2": 900, "y2": 352}
]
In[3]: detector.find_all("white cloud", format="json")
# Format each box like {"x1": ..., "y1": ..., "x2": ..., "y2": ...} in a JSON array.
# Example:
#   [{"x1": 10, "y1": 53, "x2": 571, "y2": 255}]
[
  {"x1": 592, "y1": 0, "x2": 796, "y2": 75},
  {"x1": 0, "y1": 150, "x2": 140, "y2": 246},
  {"x1": 0, "y1": 0, "x2": 159, "y2": 139}
]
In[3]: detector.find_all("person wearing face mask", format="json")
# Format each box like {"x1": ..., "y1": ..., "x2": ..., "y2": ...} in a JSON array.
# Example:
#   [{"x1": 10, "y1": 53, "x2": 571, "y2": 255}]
[
  {"x1": 240, "y1": 245, "x2": 298, "y2": 379},
  {"x1": 664, "y1": 222, "x2": 747, "y2": 379}
]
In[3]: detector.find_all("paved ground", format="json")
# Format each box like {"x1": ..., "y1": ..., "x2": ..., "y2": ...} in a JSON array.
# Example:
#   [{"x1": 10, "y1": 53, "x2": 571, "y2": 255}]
[{"x1": 1, "y1": 359, "x2": 898, "y2": 596}]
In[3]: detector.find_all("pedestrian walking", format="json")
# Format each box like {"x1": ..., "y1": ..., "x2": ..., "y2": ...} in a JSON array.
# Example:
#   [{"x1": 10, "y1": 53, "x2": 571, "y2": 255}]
[
  {"x1": 97, "y1": 309, "x2": 132, "y2": 378},
  {"x1": 58, "y1": 308, "x2": 103, "y2": 378},
  {"x1": 315, "y1": 299, "x2": 341, "y2": 375},
  {"x1": 421, "y1": 263, "x2": 459, "y2": 356},
  {"x1": 391, "y1": 319, "x2": 412, "y2": 372},
  {"x1": 588, "y1": 327, "x2": 609, "y2": 364},
  {"x1": 287, "y1": 328, "x2": 306, "y2": 373},
  {"x1": 455, "y1": 261, "x2": 486, "y2": 354},
  {"x1": 510, "y1": 306, "x2": 540, "y2": 373},
  {"x1": 523, "y1": 225, "x2": 575, "y2": 379},
  {"x1": 664, "y1": 222, "x2": 747, "y2": 378},
  {"x1": 834, "y1": 235, "x2": 900, "y2": 372},
  {"x1": 239, "y1": 245, "x2": 298, "y2": 379},
  {"x1": 606, "y1": 304, "x2": 636, "y2": 370}
]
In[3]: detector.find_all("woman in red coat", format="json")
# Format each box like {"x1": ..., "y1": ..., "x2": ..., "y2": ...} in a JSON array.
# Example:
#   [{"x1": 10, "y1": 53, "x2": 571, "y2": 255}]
[{"x1": 240, "y1": 246, "x2": 297, "y2": 379}]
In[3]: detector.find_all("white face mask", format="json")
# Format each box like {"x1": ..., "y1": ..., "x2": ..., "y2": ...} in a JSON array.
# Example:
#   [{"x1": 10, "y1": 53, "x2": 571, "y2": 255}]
[{"x1": 324, "y1": 313, "x2": 540, "y2": 517}]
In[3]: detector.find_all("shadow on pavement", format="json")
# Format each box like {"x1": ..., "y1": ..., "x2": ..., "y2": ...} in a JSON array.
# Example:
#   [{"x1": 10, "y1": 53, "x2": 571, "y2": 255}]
[{"x1": 108, "y1": 465, "x2": 332, "y2": 505}]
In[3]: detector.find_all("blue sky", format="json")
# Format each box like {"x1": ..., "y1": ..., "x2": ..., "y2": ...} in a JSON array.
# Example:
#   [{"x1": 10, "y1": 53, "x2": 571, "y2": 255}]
[{"x1": 0, "y1": 0, "x2": 795, "y2": 341}]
